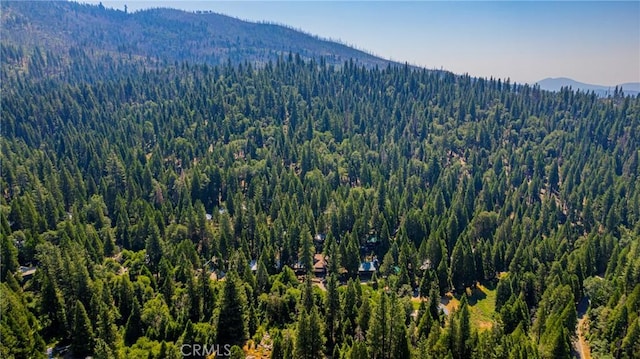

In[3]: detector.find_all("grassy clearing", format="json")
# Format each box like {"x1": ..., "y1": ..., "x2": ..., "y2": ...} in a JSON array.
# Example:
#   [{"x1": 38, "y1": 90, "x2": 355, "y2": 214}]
[
  {"x1": 412, "y1": 282, "x2": 497, "y2": 331},
  {"x1": 411, "y1": 298, "x2": 423, "y2": 310},
  {"x1": 443, "y1": 282, "x2": 497, "y2": 331},
  {"x1": 466, "y1": 283, "x2": 497, "y2": 330}
]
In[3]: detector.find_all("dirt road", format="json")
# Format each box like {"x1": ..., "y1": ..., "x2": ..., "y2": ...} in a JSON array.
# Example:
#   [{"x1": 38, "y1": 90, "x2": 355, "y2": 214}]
[{"x1": 574, "y1": 297, "x2": 591, "y2": 359}]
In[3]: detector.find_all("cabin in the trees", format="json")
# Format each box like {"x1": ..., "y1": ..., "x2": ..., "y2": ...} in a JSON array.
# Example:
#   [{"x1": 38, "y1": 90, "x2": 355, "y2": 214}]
[
  {"x1": 358, "y1": 259, "x2": 378, "y2": 281},
  {"x1": 363, "y1": 235, "x2": 380, "y2": 252},
  {"x1": 419, "y1": 259, "x2": 432, "y2": 271},
  {"x1": 19, "y1": 266, "x2": 37, "y2": 282},
  {"x1": 313, "y1": 253, "x2": 327, "y2": 278},
  {"x1": 292, "y1": 261, "x2": 307, "y2": 276},
  {"x1": 314, "y1": 233, "x2": 326, "y2": 252}
]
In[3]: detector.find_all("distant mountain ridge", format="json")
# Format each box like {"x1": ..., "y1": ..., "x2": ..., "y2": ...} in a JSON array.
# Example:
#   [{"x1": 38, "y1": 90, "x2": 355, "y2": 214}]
[
  {"x1": 0, "y1": 1, "x2": 397, "y2": 70},
  {"x1": 537, "y1": 77, "x2": 640, "y2": 97},
  {"x1": 4, "y1": 1, "x2": 635, "y2": 98}
]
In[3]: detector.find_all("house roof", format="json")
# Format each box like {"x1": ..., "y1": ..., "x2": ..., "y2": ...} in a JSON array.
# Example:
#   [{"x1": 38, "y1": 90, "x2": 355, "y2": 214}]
[
  {"x1": 19, "y1": 266, "x2": 37, "y2": 279},
  {"x1": 313, "y1": 254, "x2": 327, "y2": 271},
  {"x1": 419, "y1": 259, "x2": 432, "y2": 271},
  {"x1": 358, "y1": 261, "x2": 377, "y2": 272}
]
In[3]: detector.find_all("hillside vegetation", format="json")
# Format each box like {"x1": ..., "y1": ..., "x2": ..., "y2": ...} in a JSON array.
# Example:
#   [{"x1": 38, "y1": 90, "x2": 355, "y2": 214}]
[{"x1": 1, "y1": 1, "x2": 393, "y2": 71}]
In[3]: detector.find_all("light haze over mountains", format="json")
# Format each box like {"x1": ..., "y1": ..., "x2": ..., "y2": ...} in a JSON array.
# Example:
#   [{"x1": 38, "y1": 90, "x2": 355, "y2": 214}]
[
  {"x1": 3, "y1": 0, "x2": 638, "y2": 96},
  {"x1": 84, "y1": 0, "x2": 640, "y2": 87},
  {"x1": 537, "y1": 78, "x2": 640, "y2": 97}
]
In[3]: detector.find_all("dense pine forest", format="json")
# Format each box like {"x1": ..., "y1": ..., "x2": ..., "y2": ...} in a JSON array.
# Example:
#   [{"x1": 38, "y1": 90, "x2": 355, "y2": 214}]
[{"x1": 2, "y1": 11, "x2": 640, "y2": 358}]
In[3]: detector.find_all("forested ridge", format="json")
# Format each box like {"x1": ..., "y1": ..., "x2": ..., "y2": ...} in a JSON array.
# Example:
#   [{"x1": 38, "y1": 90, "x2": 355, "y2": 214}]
[
  {"x1": 2, "y1": 34, "x2": 640, "y2": 359},
  {"x1": 0, "y1": 1, "x2": 393, "y2": 71}
]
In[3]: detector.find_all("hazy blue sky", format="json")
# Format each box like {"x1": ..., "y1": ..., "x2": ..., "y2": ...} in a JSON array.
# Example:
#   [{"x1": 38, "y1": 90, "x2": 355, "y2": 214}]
[{"x1": 85, "y1": 1, "x2": 639, "y2": 86}]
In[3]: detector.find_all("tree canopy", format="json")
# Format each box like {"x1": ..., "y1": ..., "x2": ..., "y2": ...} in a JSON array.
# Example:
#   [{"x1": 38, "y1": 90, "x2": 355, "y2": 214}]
[{"x1": 2, "y1": 28, "x2": 639, "y2": 358}]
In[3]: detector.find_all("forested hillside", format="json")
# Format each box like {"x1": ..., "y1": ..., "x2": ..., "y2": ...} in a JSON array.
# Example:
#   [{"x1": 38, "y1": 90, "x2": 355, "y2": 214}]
[
  {"x1": 0, "y1": 1, "x2": 393, "y2": 72},
  {"x1": 2, "y1": 17, "x2": 640, "y2": 359}
]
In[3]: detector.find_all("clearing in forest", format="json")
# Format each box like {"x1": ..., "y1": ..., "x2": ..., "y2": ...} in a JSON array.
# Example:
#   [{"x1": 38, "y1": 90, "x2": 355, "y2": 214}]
[
  {"x1": 467, "y1": 283, "x2": 497, "y2": 330},
  {"x1": 441, "y1": 283, "x2": 497, "y2": 330}
]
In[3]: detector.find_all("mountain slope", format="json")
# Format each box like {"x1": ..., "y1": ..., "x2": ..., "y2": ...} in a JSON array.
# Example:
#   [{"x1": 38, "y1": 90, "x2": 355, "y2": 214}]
[
  {"x1": 3, "y1": 48, "x2": 640, "y2": 359},
  {"x1": 537, "y1": 77, "x2": 640, "y2": 96},
  {"x1": 1, "y1": 1, "x2": 395, "y2": 69}
]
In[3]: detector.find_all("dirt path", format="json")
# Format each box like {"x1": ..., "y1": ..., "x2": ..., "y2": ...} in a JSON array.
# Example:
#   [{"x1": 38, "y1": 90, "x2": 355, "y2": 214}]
[
  {"x1": 574, "y1": 297, "x2": 591, "y2": 359},
  {"x1": 576, "y1": 315, "x2": 591, "y2": 359}
]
